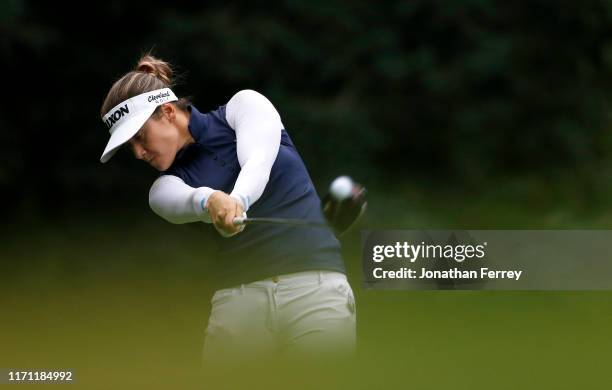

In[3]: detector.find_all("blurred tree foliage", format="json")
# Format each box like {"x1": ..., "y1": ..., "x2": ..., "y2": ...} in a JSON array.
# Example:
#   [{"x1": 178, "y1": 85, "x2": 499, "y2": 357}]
[{"x1": 2, "y1": 0, "x2": 612, "y2": 217}]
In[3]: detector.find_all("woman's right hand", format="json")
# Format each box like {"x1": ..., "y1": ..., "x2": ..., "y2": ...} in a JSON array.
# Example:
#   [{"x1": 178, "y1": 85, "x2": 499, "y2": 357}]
[{"x1": 206, "y1": 191, "x2": 245, "y2": 237}]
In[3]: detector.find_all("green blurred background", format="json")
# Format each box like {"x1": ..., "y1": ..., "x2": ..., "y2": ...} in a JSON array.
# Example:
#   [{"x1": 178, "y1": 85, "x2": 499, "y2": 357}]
[{"x1": 2, "y1": 0, "x2": 612, "y2": 388}]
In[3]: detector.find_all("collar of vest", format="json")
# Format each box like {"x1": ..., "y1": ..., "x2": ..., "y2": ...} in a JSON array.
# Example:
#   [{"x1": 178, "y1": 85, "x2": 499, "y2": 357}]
[
  {"x1": 171, "y1": 104, "x2": 207, "y2": 163},
  {"x1": 187, "y1": 104, "x2": 207, "y2": 143}
]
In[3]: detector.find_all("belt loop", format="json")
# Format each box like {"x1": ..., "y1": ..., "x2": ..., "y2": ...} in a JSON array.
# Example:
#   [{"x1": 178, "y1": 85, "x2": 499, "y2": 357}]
[
  {"x1": 318, "y1": 271, "x2": 323, "y2": 284},
  {"x1": 240, "y1": 284, "x2": 245, "y2": 294}
]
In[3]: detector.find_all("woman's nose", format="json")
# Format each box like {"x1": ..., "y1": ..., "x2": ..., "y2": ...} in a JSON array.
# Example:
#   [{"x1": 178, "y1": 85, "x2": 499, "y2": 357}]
[{"x1": 132, "y1": 143, "x2": 147, "y2": 160}]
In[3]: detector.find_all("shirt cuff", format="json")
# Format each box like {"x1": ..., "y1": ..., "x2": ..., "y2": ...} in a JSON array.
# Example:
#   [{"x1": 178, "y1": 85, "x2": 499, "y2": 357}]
[
  {"x1": 229, "y1": 192, "x2": 249, "y2": 212},
  {"x1": 191, "y1": 187, "x2": 216, "y2": 223}
]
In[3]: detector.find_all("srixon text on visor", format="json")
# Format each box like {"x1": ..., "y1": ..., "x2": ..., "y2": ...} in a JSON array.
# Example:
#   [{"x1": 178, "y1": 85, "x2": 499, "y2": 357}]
[{"x1": 105, "y1": 105, "x2": 129, "y2": 130}]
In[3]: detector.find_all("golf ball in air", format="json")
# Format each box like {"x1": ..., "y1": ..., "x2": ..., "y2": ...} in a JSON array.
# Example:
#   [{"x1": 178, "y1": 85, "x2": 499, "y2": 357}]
[{"x1": 330, "y1": 176, "x2": 354, "y2": 201}]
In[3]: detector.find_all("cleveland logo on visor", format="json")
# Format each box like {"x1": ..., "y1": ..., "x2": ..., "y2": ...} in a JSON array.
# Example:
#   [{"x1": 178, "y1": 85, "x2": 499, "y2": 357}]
[
  {"x1": 104, "y1": 104, "x2": 130, "y2": 130},
  {"x1": 148, "y1": 91, "x2": 171, "y2": 103}
]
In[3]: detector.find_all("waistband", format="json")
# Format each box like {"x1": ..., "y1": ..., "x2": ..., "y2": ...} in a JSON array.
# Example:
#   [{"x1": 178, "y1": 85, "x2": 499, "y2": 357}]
[
  {"x1": 260, "y1": 270, "x2": 346, "y2": 285},
  {"x1": 216, "y1": 270, "x2": 347, "y2": 294}
]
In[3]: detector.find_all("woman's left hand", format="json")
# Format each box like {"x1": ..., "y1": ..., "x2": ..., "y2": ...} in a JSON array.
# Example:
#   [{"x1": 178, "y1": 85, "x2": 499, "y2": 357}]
[{"x1": 206, "y1": 191, "x2": 245, "y2": 237}]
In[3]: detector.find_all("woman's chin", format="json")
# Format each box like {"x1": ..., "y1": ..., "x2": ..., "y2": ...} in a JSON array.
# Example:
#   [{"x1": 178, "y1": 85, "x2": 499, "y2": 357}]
[{"x1": 151, "y1": 159, "x2": 171, "y2": 172}]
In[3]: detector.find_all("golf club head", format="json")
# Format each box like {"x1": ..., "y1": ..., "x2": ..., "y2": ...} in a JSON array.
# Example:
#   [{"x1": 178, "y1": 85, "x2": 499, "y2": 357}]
[{"x1": 322, "y1": 182, "x2": 367, "y2": 236}]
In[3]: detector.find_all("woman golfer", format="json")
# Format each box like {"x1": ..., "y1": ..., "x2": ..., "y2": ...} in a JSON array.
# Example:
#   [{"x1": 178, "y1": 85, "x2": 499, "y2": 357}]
[{"x1": 99, "y1": 55, "x2": 356, "y2": 360}]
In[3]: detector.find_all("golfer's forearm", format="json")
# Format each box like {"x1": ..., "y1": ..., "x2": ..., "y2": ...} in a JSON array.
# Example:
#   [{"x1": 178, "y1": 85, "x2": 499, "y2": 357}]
[
  {"x1": 230, "y1": 153, "x2": 275, "y2": 211},
  {"x1": 226, "y1": 90, "x2": 282, "y2": 211},
  {"x1": 149, "y1": 175, "x2": 214, "y2": 224}
]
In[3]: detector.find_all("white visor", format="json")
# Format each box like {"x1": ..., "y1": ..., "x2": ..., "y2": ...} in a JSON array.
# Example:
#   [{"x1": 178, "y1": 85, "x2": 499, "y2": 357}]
[{"x1": 100, "y1": 88, "x2": 178, "y2": 163}]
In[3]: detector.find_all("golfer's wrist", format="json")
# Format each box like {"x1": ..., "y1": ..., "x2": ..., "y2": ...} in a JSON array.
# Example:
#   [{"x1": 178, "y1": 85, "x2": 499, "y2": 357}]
[{"x1": 192, "y1": 187, "x2": 216, "y2": 222}]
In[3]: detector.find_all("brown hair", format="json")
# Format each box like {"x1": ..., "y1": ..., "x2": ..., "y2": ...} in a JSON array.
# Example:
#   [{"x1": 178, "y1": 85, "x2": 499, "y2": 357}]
[{"x1": 100, "y1": 53, "x2": 190, "y2": 118}]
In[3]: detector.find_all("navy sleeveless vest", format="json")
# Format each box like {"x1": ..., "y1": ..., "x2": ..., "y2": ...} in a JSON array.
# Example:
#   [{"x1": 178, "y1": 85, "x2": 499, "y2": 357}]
[{"x1": 163, "y1": 105, "x2": 345, "y2": 288}]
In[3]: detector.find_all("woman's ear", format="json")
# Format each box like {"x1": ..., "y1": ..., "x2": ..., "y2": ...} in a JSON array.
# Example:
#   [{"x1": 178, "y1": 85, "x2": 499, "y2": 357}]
[{"x1": 160, "y1": 103, "x2": 176, "y2": 121}]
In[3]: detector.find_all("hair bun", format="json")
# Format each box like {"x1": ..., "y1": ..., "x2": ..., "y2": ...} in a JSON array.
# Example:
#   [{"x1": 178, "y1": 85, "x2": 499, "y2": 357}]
[{"x1": 135, "y1": 54, "x2": 173, "y2": 85}]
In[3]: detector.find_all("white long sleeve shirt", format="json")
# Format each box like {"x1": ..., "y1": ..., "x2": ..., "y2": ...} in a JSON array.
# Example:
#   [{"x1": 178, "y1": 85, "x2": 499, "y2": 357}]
[{"x1": 148, "y1": 89, "x2": 282, "y2": 224}]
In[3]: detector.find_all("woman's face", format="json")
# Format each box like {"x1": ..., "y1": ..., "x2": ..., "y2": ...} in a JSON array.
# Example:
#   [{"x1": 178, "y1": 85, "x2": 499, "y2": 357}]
[{"x1": 128, "y1": 107, "x2": 182, "y2": 171}]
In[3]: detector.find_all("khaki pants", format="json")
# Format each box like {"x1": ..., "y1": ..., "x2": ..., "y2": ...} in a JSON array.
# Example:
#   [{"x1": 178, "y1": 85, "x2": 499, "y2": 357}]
[{"x1": 202, "y1": 270, "x2": 356, "y2": 363}]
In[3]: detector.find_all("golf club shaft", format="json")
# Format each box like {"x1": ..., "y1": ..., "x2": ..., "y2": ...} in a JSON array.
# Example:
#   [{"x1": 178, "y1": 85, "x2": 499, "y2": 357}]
[{"x1": 233, "y1": 217, "x2": 329, "y2": 228}]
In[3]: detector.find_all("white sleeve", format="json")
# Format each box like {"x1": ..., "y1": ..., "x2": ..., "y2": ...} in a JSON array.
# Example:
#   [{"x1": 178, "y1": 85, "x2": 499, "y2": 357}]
[
  {"x1": 148, "y1": 175, "x2": 215, "y2": 224},
  {"x1": 225, "y1": 89, "x2": 282, "y2": 211}
]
